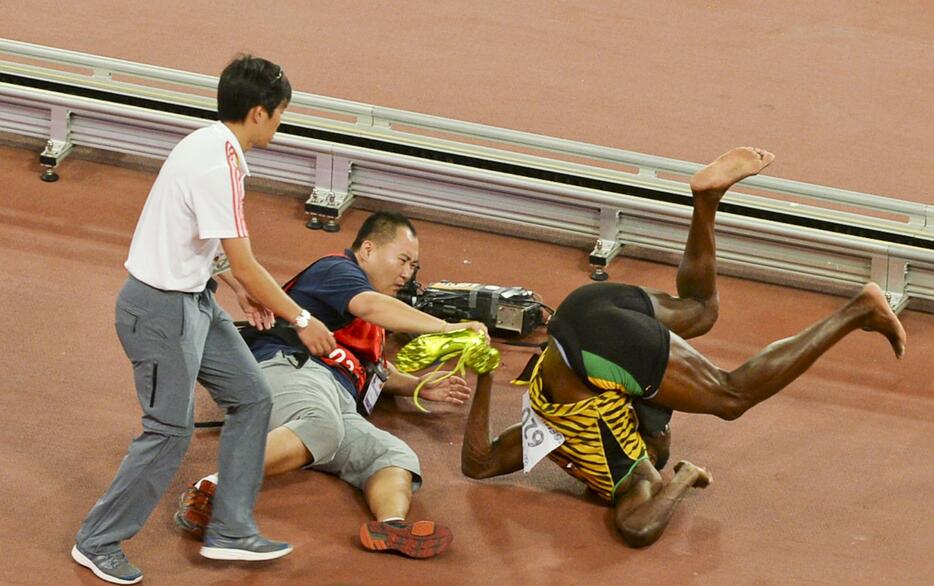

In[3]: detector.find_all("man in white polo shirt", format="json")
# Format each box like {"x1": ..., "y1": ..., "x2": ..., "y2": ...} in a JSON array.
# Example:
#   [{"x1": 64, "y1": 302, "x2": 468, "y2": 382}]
[{"x1": 72, "y1": 55, "x2": 336, "y2": 585}]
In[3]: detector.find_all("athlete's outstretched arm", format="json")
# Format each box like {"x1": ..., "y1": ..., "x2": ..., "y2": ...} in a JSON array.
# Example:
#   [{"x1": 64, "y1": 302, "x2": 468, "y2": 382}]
[
  {"x1": 461, "y1": 373, "x2": 523, "y2": 478},
  {"x1": 614, "y1": 460, "x2": 711, "y2": 548}
]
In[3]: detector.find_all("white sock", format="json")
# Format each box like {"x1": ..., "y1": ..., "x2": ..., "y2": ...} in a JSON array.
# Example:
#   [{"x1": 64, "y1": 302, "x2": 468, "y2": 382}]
[{"x1": 196, "y1": 473, "x2": 219, "y2": 489}]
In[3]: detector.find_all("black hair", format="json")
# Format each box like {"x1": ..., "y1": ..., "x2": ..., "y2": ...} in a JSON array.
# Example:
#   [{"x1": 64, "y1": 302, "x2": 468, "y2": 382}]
[
  {"x1": 217, "y1": 54, "x2": 292, "y2": 122},
  {"x1": 351, "y1": 211, "x2": 417, "y2": 251}
]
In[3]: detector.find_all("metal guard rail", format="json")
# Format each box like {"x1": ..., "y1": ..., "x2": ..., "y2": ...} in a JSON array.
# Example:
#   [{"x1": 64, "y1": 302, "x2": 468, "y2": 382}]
[{"x1": 0, "y1": 38, "x2": 931, "y2": 313}]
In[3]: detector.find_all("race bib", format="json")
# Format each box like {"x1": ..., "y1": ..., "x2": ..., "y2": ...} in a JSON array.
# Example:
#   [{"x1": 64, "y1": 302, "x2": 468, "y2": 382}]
[
  {"x1": 360, "y1": 363, "x2": 388, "y2": 415},
  {"x1": 521, "y1": 391, "x2": 565, "y2": 473}
]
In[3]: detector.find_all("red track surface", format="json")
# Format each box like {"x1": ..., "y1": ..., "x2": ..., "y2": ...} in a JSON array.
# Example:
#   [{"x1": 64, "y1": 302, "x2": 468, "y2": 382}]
[
  {"x1": 1, "y1": 2, "x2": 932, "y2": 203},
  {"x1": 1, "y1": 3, "x2": 932, "y2": 585}
]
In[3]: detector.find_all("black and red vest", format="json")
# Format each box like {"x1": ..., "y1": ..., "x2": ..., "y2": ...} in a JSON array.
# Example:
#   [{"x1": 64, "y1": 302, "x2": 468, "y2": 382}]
[{"x1": 281, "y1": 254, "x2": 385, "y2": 394}]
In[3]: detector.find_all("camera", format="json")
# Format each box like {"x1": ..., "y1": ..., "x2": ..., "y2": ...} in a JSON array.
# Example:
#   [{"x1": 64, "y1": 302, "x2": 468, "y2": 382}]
[{"x1": 398, "y1": 271, "x2": 545, "y2": 337}]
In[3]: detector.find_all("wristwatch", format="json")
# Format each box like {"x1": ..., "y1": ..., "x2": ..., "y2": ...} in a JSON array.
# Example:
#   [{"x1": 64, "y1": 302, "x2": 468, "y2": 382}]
[{"x1": 293, "y1": 309, "x2": 311, "y2": 328}]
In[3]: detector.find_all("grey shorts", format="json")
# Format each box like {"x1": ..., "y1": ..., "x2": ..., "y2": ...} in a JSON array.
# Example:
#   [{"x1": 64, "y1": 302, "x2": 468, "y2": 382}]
[{"x1": 260, "y1": 352, "x2": 421, "y2": 491}]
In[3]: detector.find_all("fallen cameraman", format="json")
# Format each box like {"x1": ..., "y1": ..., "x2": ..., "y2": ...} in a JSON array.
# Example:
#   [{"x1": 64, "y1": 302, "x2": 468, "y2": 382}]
[{"x1": 176, "y1": 211, "x2": 486, "y2": 559}]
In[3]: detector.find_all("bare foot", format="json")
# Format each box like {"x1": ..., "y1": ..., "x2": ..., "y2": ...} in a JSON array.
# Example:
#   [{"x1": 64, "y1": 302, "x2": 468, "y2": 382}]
[
  {"x1": 855, "y1": 282, "x2": 907, "y2": 358},
  {"x1": 690, "y1": 147, "x2": 775, "y2": 203},
  {"x1": 674, "y1": 460, "x2": 712, "y2": 488}
]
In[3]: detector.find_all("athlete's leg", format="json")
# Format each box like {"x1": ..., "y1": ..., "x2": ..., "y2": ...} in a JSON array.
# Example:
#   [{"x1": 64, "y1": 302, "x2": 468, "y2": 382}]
[
  {"x1": 613, "y1": 459, "x2": 711, "y2": 547},
  {"x1": 644, "y1": 147, "x2": 774, "y2": 339},
  {"x1": 651, "y1": 282, "x2": 906, "y2": 419},
  {"x1": 461, "y1": 373, "x2": 523, "y2": 478}
]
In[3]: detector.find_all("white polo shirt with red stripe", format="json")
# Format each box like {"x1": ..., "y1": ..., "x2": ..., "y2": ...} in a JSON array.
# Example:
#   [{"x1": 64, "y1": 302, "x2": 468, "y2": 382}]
[{"x1": 125, "y1": 122, "x2": 250, "y2": 292}]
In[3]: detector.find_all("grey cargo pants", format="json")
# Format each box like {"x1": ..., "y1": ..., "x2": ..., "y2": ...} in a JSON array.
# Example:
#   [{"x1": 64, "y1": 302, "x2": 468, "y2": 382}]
[{"x1": 76, "y1": 275, "x2": 272, "y2": 554}]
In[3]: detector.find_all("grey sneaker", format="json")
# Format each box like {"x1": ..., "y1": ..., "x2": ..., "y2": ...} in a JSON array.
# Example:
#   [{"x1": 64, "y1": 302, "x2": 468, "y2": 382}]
[
  {"x1": 71, "y1": 544, "x2": 143, "y2": 584},
  {"x1": 200, "y1": 532, "x2": 293, "y2": 561}
]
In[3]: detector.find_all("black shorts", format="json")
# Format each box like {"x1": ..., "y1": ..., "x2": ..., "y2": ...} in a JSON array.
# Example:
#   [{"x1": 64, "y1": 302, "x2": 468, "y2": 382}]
[{"x1": 547, "y1": 282, "x2": 671, "y2": 400}]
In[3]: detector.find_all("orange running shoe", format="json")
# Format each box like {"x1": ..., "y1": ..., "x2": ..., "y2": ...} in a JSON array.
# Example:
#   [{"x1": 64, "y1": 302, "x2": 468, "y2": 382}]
[
  {"x1": 359, "y1": 520, "x2": 453, "y2": 559},
  {"x1": 173, "y1": 479, "x2": 215, "y2": 539}
]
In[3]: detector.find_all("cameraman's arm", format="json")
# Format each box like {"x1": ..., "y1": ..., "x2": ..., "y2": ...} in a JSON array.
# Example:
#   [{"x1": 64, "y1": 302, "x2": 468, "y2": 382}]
[
  {"x1": 381, "y1": 362, "x2": 418, "y2": 395},
  {"x1": 382, "y1": 363, "x2": 471, "y2": 406},
  {"x1": 348, "y1": 291, "x2": 486, "y2": 337}
]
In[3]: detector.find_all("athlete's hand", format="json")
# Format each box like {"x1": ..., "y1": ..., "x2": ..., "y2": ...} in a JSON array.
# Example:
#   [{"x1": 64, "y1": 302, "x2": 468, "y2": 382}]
[
  {"x1": 417, "y1": 373, "x2": 471, "y2": 406},
  {"x1": 236, "y1": 291, "x2": 275, "y2": 330},
  {"x1": 297, "y1": 317, "x2": 336, "y2": 356}
]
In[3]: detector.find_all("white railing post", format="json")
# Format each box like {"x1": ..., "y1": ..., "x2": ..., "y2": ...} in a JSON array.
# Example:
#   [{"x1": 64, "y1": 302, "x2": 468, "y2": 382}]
[
  {"x1": 38, "y1": 105, "x2": 72, "y2": 181},
  {"x1": 588, "y1": 207, "x2": 622, "y2": 281},
  {"x1": 304, "y1": 154, "x2": 355, "y2": 232}
]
